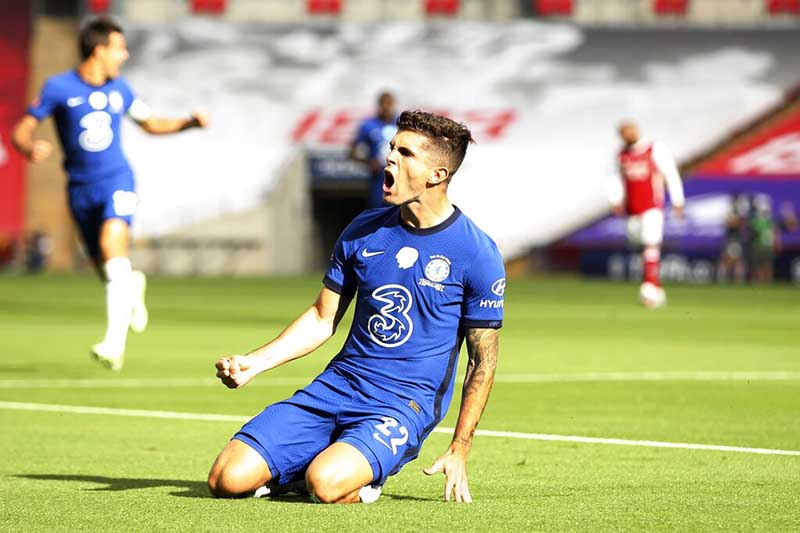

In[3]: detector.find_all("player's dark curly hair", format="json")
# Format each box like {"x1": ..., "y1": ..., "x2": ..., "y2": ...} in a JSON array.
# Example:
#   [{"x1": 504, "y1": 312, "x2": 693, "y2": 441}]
[
  {"x1": 79, "y1": 16, "x2": 123, "y2": 60},
  {"x1": 397, "y1": 110, "x2": 474, "y2": 177}
]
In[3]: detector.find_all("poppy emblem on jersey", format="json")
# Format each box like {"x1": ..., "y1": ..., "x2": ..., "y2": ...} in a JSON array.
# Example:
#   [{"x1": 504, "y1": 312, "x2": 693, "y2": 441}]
[
  {"x1": 368, "y1": 284, "x2": 414, "y2": 348},
  {"x1": 395, "y1": 247, "x2": 419, "y2": 269},
  {"x1": 491, "y1": 278, "x2": 506, "y2": 296},
  {"x1": 424, "y1": 257, "x2": 450, "y2": 283},
  {"x1": 108, "y1": 91, "x2": 124, "y2": 113}
]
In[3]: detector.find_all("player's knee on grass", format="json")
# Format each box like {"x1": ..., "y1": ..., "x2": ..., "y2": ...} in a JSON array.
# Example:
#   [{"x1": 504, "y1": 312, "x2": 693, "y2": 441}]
[
  {"x1": 207, "y1": 440, "x2": 271, "y2": 498},
  {"x1": 305, "y1": 466, "x2": 357, "y2": 504},
  {"x1": 305, "y1": 443, "x2": 374, "y2": 504}
]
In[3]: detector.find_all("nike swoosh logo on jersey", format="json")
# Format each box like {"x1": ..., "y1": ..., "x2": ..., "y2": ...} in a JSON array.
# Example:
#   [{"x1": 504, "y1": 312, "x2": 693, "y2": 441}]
[
  {"x1": 362, "y1": 249, "x2": 385, "y2": 258},
  {"x1": 67, "y1": 97, "x2": 85, "y2": 107}
]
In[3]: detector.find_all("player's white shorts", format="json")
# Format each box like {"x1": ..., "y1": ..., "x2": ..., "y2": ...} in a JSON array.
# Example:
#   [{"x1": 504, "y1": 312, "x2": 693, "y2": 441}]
[{"x1": 627, "y1": 208, "x2": 664, "y2": 247}]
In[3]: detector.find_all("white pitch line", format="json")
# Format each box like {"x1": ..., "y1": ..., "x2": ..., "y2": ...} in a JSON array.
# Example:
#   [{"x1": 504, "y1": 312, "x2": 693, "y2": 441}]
[
  {"x1": 0, "y1": 377, "x2": 310, "y2": 389},
  {"x1": 0, "y1": 401, "x2": 249, "y2": 423},
  {"x1": 432, "y1": 428, "x2": 800, "y2": 456},
  {"x1": 0, "y1": 371, "x2": 799, "y2": 389},
  {"x1": 493, "y1": 371, "x2": 800, "y2": 383},
  {"x1": 1, "y1": 401, "x2": 798, "y2": 457}
]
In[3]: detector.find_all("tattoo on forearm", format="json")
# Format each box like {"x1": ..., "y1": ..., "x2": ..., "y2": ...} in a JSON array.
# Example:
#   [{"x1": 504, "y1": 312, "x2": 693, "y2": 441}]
[
  {"x1": 464, "y1": 328, "x2": 498, "y2": 397},
  {"x1": 453, "y1": 328, "x2": 499, "y2": 445}
]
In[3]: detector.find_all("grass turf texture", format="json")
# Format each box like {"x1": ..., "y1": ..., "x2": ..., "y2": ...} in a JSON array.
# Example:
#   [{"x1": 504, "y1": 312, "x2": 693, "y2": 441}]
[{"x1": 0, "y1": 275, "x2": 798, "y2": 531}]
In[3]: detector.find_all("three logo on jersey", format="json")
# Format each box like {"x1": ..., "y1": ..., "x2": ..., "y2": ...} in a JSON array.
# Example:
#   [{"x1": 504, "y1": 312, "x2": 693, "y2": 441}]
[
  {"x1": 70, "y1": 90, "x2": 124, "y2": 152},
  {"x1": 363, "y1": 245, "x2": 504, "y2": 347}
]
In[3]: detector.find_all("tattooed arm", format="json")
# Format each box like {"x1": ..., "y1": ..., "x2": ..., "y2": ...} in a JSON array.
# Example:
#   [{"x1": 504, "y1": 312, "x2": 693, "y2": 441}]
[{"x1": 423, "y1": 327, "x2": 499, "y2": 503}]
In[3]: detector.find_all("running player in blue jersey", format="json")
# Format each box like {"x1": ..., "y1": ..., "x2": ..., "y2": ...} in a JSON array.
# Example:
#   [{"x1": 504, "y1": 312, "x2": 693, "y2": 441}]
[
  {"x1": 209, "y1": 111, "x2": 505, "y2": 504},
  {"x1": 349, "y1": 91, "x2": 398, "y2": 208},
  {"x1": 11, "y1": 17, "x2": 209, "y2": 370}
]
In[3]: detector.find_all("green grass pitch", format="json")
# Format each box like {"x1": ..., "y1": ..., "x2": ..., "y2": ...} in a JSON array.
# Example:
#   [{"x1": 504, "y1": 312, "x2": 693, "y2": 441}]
[{"x1": 1, "y1": 275, "x2": 798, "y2": 531}]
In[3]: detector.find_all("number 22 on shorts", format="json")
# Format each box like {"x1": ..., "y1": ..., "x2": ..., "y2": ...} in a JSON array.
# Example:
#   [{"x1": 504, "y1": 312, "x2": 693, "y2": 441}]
[{"x1": 372, "y1": 416, "x2": 409, "y2": 455}]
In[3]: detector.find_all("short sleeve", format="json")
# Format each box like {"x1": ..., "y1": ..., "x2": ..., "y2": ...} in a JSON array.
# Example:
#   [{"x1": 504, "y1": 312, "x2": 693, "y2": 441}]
[
  {"x1": 116, "y1": 77, "x2": 137, "y2": 114},
  {"x1": 128, "y1": 98, "x2": 152, "y2": 122},
  {"x1": 323, "y1": 232, "x2": 357, "y2": 298},
  {"x1": 27, "y1": 80, "x2": 60, "y2": 121},
  {"x1": 461, "y1": 244, "x2": 505, "y2": 329},
  {"x1": 352, "y1": 120, "x2": 369, "y2": 146}
]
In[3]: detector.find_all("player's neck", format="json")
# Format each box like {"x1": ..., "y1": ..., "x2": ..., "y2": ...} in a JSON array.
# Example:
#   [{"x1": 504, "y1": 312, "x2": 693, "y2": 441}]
[
  {"x1": 76, "y1": 60, "x2": 108, "y2": 87},
  {"x1": 400, "y1": 198, "x2": 455, "y2": 230}
]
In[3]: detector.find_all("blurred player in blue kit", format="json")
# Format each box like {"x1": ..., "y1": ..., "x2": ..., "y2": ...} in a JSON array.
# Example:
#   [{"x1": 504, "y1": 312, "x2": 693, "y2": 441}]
[
  {"x1": 209, "y1": 111, "x2": 506, "y2": 504},
  {"x1": 12, "y1": 17, "x2": 209, "y2": 370},
  {"x1": 349, "y1": 91, "x2": 398, "y2": 208}
]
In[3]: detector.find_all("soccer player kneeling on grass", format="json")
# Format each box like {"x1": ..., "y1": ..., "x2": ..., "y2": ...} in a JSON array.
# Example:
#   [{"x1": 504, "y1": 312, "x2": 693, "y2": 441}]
[{"x1": 208, "y1": 111, "x2": 505, "y2": 504}]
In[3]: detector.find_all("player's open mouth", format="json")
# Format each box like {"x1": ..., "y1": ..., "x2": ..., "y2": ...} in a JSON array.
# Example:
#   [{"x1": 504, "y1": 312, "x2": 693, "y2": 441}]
[{"x1": 383, "y1": 169, "x2": 394, "y2": 192}]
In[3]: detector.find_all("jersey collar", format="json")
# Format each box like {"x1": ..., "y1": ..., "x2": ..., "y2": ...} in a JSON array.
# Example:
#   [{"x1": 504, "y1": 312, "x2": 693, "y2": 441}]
[{"x1": 399, "y1": 206, "x2": 462, "y2": 236}]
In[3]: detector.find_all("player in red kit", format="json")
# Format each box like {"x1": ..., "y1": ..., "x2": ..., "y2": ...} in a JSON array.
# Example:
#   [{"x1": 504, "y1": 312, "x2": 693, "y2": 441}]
[{"x1": 610, "y1": 121, "x2": 684, "y2": 308}]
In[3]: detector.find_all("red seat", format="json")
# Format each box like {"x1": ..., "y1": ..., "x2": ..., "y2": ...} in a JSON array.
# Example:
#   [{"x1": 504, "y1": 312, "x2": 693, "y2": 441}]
[
  {"x1": 307, "y1": 0, "x2": 342, "y2": 14},
  {"x1": 766, "y1": 0, "x2": 800, "y2": 14},
  {"x1": 426, "y1": 0, "x2": 460, "y2": 16},
  {"x1": 534, "y1": 0, "x2": 573, "y2": 16},
  {"x1": 191, "y1": 0, "x2": 226, "y2": 14},
  {"x1": 87, "y1": 0, "x2": 111, "y2": 13},
  {"x1": 653, "y1": 0, "x2": 688, "y2": 15}
]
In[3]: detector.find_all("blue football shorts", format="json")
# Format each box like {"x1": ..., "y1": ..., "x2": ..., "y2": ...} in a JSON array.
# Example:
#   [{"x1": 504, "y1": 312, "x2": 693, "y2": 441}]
[
  {"x1": 67, "y1": 172, "x2": 137, "y2": 259},
  {"x1": 233, "y1": 366, "x2": 423, "y2": 487}
]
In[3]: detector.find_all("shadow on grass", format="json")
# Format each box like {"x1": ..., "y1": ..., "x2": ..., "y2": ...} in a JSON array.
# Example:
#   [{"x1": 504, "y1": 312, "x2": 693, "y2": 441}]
[
  {"x1": 16, "y1": 474, "x2": 438, "y2": 503},
  {"x1": 16, "y1": 474, "x2": 209, "y2": 498}
]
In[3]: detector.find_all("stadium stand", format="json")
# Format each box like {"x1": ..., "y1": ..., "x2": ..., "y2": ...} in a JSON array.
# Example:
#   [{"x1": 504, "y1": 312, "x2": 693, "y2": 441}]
[{"x1": 10, "y1": 0, "x2": 800, "y2": 274}]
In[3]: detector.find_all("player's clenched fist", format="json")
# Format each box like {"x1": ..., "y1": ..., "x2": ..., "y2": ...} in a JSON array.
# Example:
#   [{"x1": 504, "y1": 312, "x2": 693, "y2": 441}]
[
  {"x1": 215, "y1": 355, "x2": 256, "y2": 389},
  {"x1": 192, "y1": 110, "x2": 210, "y2": 128},
  {"x1": 29, "y1": 140, "x2": 53, "y2": 162}
]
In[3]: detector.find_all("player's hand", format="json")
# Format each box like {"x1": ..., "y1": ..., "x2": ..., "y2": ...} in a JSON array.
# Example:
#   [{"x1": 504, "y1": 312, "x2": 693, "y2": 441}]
[
  {"x1": 612, "y1": 204, "x2": 625, "y2": 217},
  {"x1": 29, "y1": 140, "x2": 53, "y2": 163},
  {"x1": 423, "y1": 444, "x2": 472, "y2": 503},
  {"x1": 192, "y1": 110, "x2": 210, "y2": 128},
  {"x1": 672, "y1": 205, "x2": 685, "y2": 219},
  {"x1": 215, "y1": 355, "x2": 257, "y2": 389}
]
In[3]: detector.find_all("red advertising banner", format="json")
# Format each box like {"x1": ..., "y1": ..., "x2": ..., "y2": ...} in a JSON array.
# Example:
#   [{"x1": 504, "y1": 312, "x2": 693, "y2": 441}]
[
  {"x1": 291, "y1": 108, "x2": 517, "y2": 145},
  {"x1": 694, "y1": 107, "x2": 800, "y2": 179},
  {"x1": 0, "y1": 0, "x2": 31, "y2": 243}
]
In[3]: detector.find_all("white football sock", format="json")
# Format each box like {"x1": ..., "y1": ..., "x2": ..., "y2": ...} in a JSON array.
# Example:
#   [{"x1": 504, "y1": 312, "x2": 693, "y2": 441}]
[{"x1": 101, "y1": 257, "x2": 133, "y2": 352}]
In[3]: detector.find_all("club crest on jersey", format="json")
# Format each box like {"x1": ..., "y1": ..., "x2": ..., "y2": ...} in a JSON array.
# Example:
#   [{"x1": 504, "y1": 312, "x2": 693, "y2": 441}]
[
  {"x1": 368, "y1": 284, "x2": 414, "y2": 348},
  {"x1": 395, "y1": 247, "x2": 419, "y2": 269},
  {"x1": 424, "y1": 256, "x2": 450, "y2": 282}
]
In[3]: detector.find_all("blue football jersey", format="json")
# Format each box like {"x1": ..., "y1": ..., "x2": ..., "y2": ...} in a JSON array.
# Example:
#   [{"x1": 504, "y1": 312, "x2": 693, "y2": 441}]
[
  {"x1": 353, "y1": 116, "x2": 398, "y2": 208},
  {"x1": 323, "y1": 206, "x2": 505, "y2": 436},
  {"x1": 28, "y1": 70, "x2": 137, "y2": 184}
]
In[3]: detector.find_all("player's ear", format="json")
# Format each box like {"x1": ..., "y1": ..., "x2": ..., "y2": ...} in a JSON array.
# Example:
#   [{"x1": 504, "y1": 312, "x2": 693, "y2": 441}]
[{"x1": 428, "y1": 166, "x2": 450, "y2": 185}]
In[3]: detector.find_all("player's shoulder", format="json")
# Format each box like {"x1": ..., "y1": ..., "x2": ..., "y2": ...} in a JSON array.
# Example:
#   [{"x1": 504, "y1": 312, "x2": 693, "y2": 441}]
[
  {"x1": 341, "y1": 206, "x2": 399, "y2": 241},
  {"x1": 453, "y1": 207, "x2": 502, "y2": 257},
  {"x1": 360, "y1": 116, "x2": 384, "y2": 129},
  {"x1": 41, "y1": 70, "x2": 78, "y2": 92},
  {"x1": 454, "y1": 208, "x2": 498, "y2": 246},
  {"x1": 110, "y1": 76, "x2": 134, "y2": 90}
]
